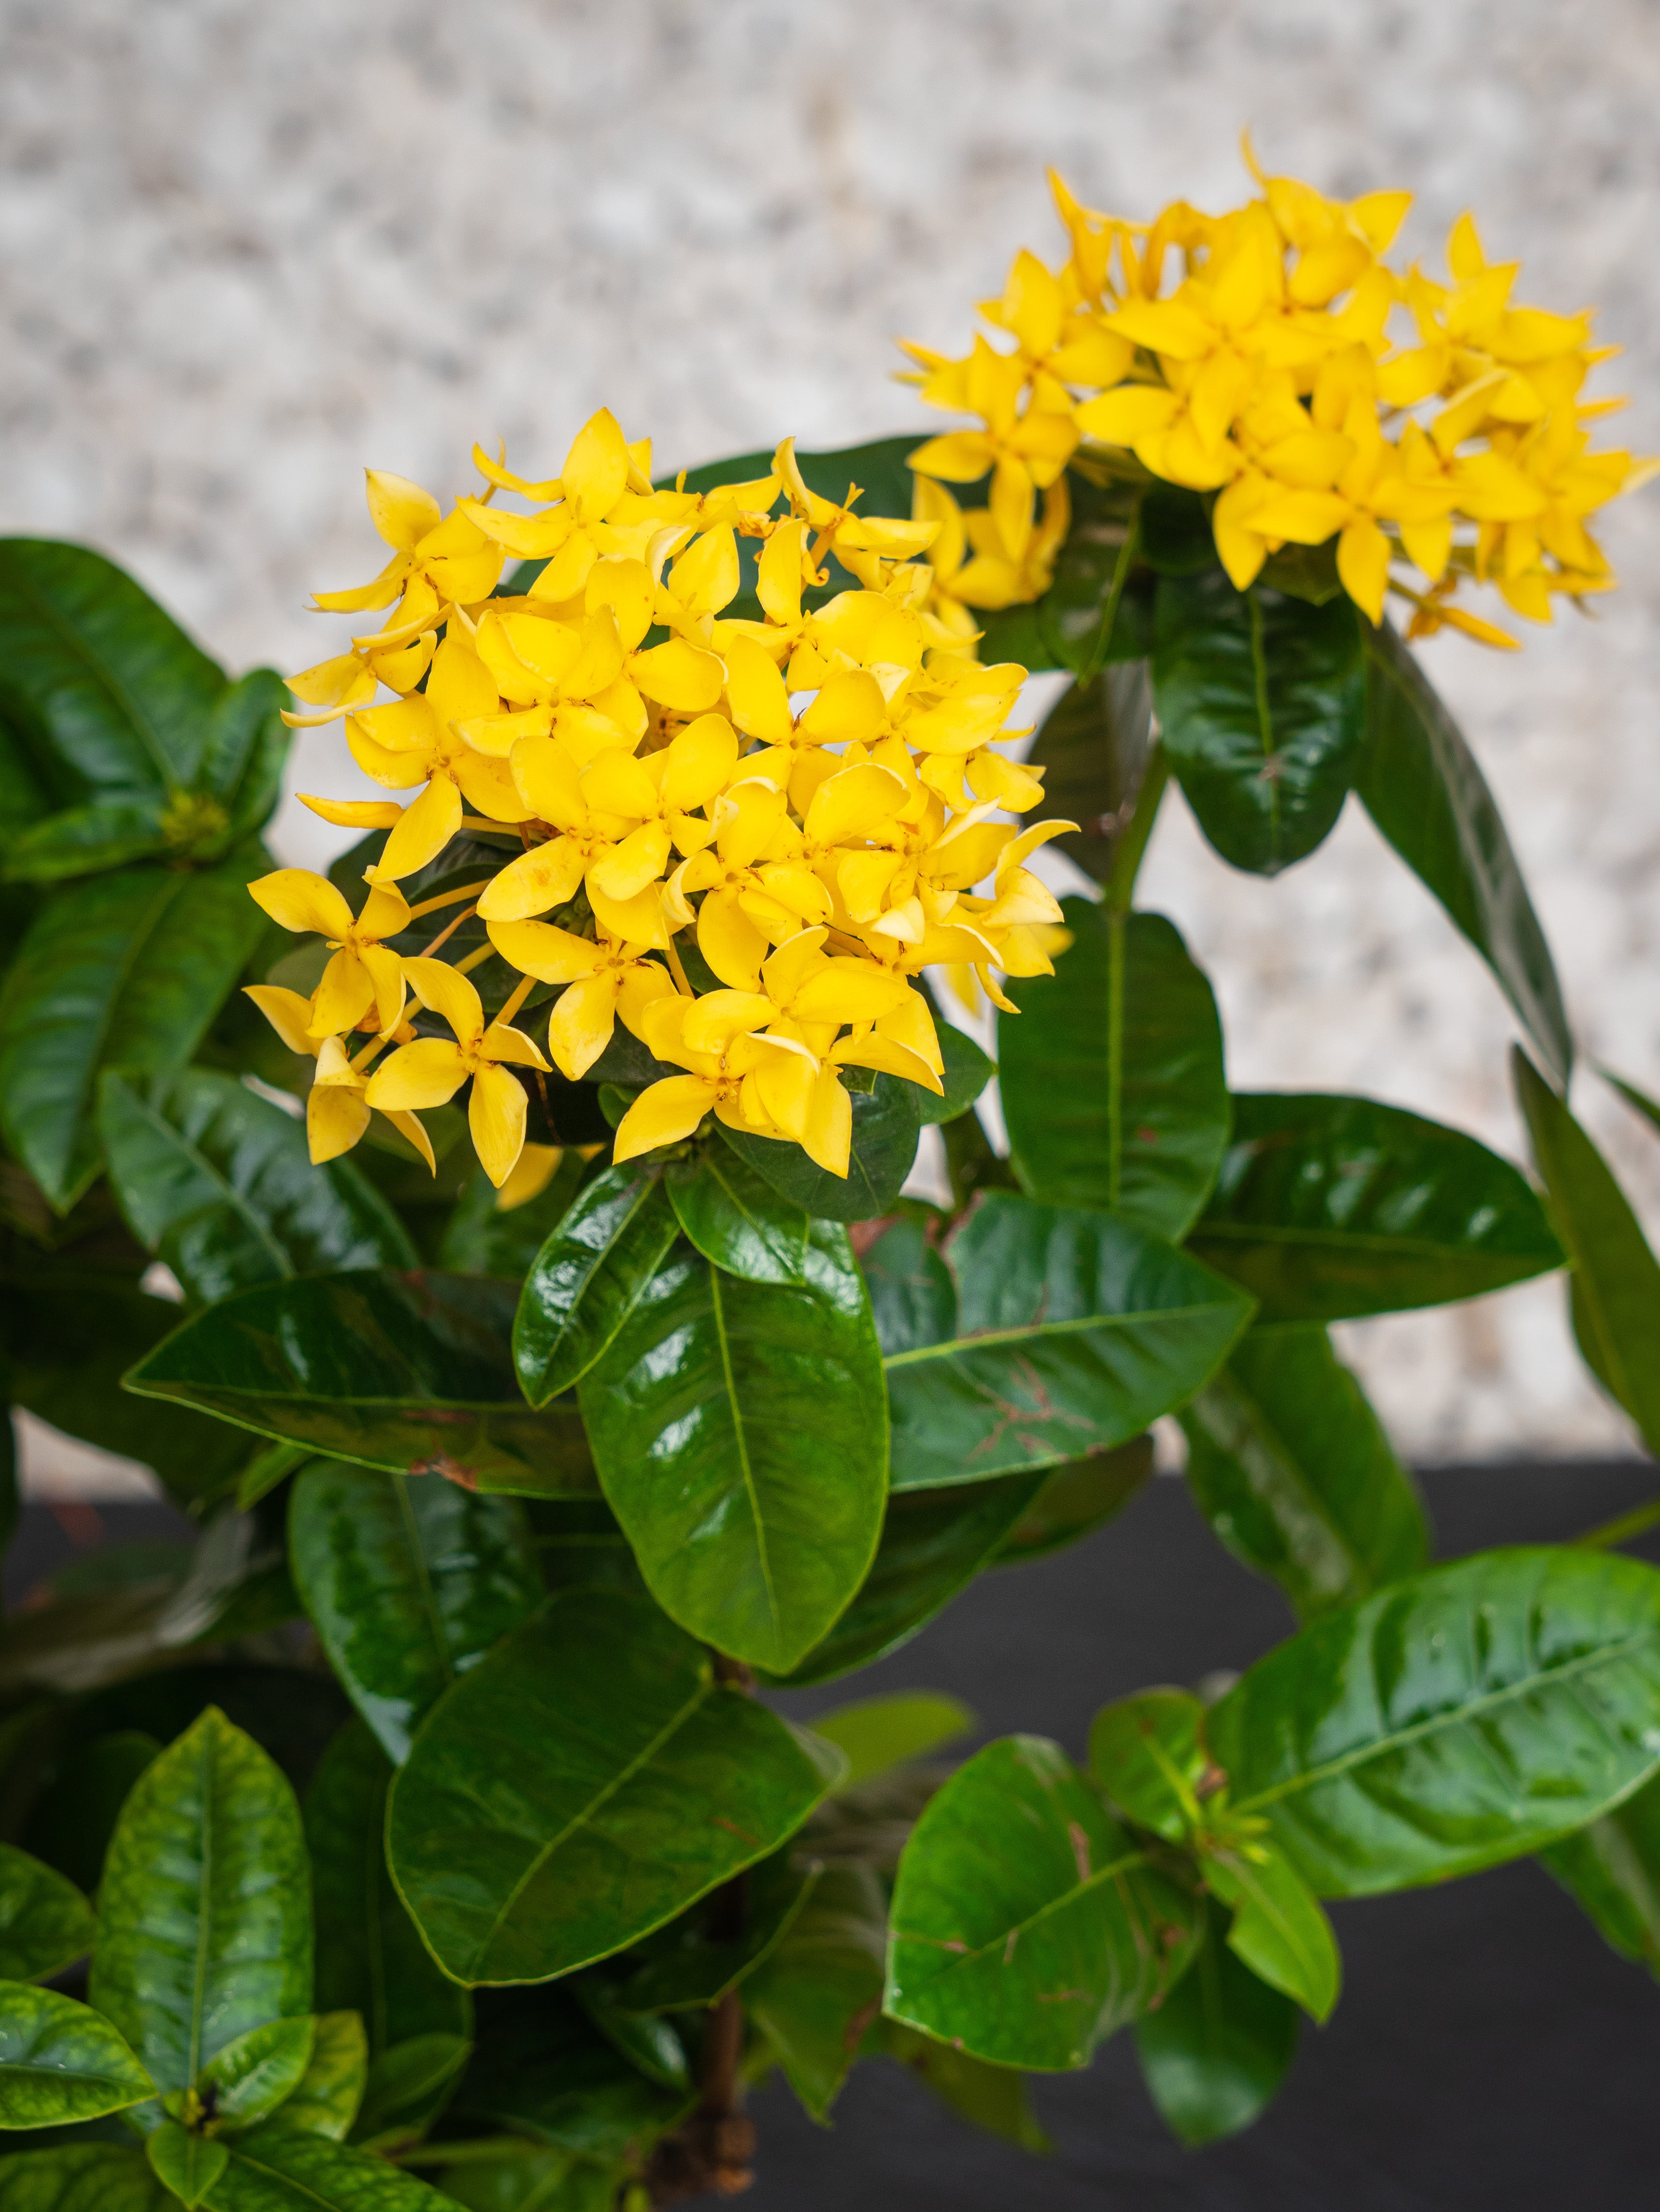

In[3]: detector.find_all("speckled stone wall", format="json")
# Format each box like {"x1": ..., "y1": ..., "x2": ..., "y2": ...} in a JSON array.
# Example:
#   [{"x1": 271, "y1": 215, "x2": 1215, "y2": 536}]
[{"x1": 6, "y1": 0, "x2": 1660, "y2": 1486}]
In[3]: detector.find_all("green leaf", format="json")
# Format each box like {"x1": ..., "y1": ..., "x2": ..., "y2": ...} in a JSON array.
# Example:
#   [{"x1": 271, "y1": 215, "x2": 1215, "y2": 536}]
[
  {"x1": 0, "y1": 852, "x2": 272, "y2": 1209},
  {"x1": 665, "y1": 1149, "x2": 822, "y2": 1285},
  {"x1": 743, "y1": 1865, "x2": 888, "y2": 2121},
  {"x1": 201, "y1": 2122, "x2": 456, "y2": 2212},
  {"x1": 1001, "y1": 902, "x2": 1230, "y2": 1239},
  {"x1": 858, "y1": 1215, "x2": 955, "y2": 1360},
  {"x1": 1513, "y1": 1047, "x2": 1660, "y2": 1452},
  {"x1": 1358, "y1": 619, "x2": 1572, "y2": 1086},
  {"x1": 351, "y1": 2036, "x2": 471, "y2": 2147},
  {"x1": 0, "y1": 1845, "x2": 94, "y2": 1982},
  {"x1": 917, "y1": 1011, "x2": 994, "y2": 1128},
  {"x1": 195, "y1": 2019, "x2": 316, "y2": 2131},
  {"x1": 991, "y1": 1435, "x2": 1153, "y2": 1565},
  {"x1": 448, "y1": 1998, "x2": 684, "y2": 2162},
  {"x1": 1152, "y1": 573, "x2": 1365, "y2": 875},
  {"x1": 615, "y1": 1851, "x2": 816, "y2": 2015},
  {"x1": 884, "y1": 1193, "x2": 1253, "y2": 1492},
  {"x1": 1179, "y1": 1323, "x2": 1429, "y2": 1619},
  {"x1": 1187, "y1": 1092, "x2": 1563, "y2": 1320},
  {"x1": 436, "y1": 1153, "x2": 586, "y2": 1281},
  {"x1": 124, "y1": 1270, "x2": 597, "y2": 1497},
  {"x1": 760, "y1": 1472, "x2": 1044, "y2": 1687},
  {"x1": 1089, "y1": 1689, "x2": 1208, "y2": 1844},
  {"x1": 91, "y1": 1707, "x2": 313, "y2": 2097},
  {"x1": 1021, "y1": 470, "x2": 1154, "y2": 674},
  {"x1": 885, "y1": 1735, "x2": 1199, "y2": 2069},
  {"x1": 288, "y1": 1463, "x2": 542, "y2": 1765},
  {"x1": 0, "y1": 1985, "x2": 154, "y2": 2128},
  {"x1": 302, "y1": 1721, "x2": 471, "y2": 2053},
  {"x1": 1209, "y1": 1546, "x2": 1660, "y2": 1896},
  {"x1": 386, "y1": 1591, "x2": 843, "y2": 1983},
  {"x1": 572, "y1": 1984, "x2": 687, "y2": 2094},
  {"x1": 1541, "y1": 1770, "x2": 1660, "y2": 1977},
  {"x1": 512, "y1": 1171, "x2": 678, "y2": 1407},
  {"x1": 276, "y1": 2014, "x2": 366, "y2": 2142},
  {"x1": 99, "y1": 1071, "x2": 415, "y2": 1306},
  {"x1": 577, "y1": 1237, "x2": 887, "y2": 1671},
  {"x1": 878, "y1": 2019, "x2": 1050, "y2": 2152},
  {"x1": 148, "y1": 2122, "x2": 229, "y2": 2208},
  {"x1": 203, "y1": 672, "x2": 288, "y2": 845},
  {"x1": 717, "y1": 1076, "x2": 920, "y2": 1224},
  {"x1": 22, "y1": 1731, "x2": 159, "y2": 1895},
  {"x1": 1205, "y1": 1842, "x2": 1341, "y2": 2021},
  {"x1": 0, "y1": 2147, "x2": 173, "y2": 2212},
  {"x1": 1020, "y1": 664, "x2": 1155, "y2": 886},
  {"x1": 1134, "y1": 1895, "x2": 1298, "y2": 2148},
  {"x1": 808, "y1": 1693, "x2": 974, "y2": 1790}
]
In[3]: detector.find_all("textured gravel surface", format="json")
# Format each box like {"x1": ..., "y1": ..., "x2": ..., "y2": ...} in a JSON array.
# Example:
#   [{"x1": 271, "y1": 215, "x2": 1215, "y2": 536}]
[{"x1": 6, "y1": 0, "x2": 1660, "y2": 1476}]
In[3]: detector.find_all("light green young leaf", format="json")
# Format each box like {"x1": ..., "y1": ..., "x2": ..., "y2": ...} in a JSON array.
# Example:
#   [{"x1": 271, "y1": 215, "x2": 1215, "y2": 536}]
[
  {"x1": 0, "y1": 1982, "x2": 153, "y2": 2128},
  {"x1": 808, "y1": 1692, "x2": 975, "y2": 1791},
  {"x1": 276, "y1": 2013, "x2": 367, "y2": 2142},
  {"x1": 147, "y1": 2121, "x2": 228, "y2": 2209},
  {"x1": 1205, "y1": 1842, "x2": 1341, "y2": 2022}
]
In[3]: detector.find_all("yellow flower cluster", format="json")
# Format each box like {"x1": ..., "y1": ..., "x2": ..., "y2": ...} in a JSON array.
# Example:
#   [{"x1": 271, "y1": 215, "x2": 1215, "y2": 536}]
[
  {"x1": 904, "y1": 140, "x2": 1653, "y2": 647},
  {"x1": 249, "y1": 411, "x2": 1072, "y2": 1189}
]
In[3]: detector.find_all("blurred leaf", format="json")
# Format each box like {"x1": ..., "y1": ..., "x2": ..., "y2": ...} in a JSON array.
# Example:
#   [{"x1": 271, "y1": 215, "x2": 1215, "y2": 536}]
[
  {"x1": 0, "y1": 1844, "x2": 94, "y2": 1982},
  {"x1": 437, "y1": 1152, "x2": 586, "y2": 1281},
  {"x1": 1135, "y1": 1896, "x2": 1298, "y2": 2148},
  {"x1": 808, "y1": 1692, "x2": 974, "y2": 1790},
  {"x1": 615, "y1": 1850, "x2": 816, "y2": 2016},
  {"x1": 1088, "y1": 1689, "x2": 1207, "y2": 1845},
  {"x1": 23, "y1": 1731, "x2": 160, "y2": 1894},
  {"x1": 351, "y1": 2034, "x2": 471, "y2": 2148},
  {"x1": 201, "y1": 2122, "x2": 456, "y2": 2212},
  {"x1": 992, "y1": 1435, "x2": 1154, "y2": 1565},
  {"x1": 744, "y1": 1865, "x2": 888, "y2": 2120},
  {"x1": 449, "y1": 1995, "x2": 685, "y2": 2162},
  {"x1": 0, "y1": 2146, "x2": 172, "y2": 2212},
  {"x1": 195, "y1": 2017, "x2": 315, "y2": 2131},
  {"x1": 879, "y1": 2018, "x2": 1050, "y2": 2152},
  {"x1": 1020, "y1": 665, "x2": 1154, "y2": 885},
  {"x1": 146, "y1": 2121, "x2": 227, "y2": 2208},
  {"x1": 1541, "y1": 1769, "x2": 1660, "y2": 1979},
  {"x1": 1205, "y1": 1842, "x2": 1340, "y2": 2022},
  {"x1": 277, "y1": 2013, "x2": 367, "y2": 2143},
  {"x1": 0, "y1": 1984, "x2": 153, "y2": 2128}
]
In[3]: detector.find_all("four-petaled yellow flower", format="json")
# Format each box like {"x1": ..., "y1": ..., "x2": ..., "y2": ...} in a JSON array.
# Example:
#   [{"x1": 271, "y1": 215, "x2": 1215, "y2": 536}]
[{"x1": 364, "y1": 958, "x2": 550, "y2": 1187}]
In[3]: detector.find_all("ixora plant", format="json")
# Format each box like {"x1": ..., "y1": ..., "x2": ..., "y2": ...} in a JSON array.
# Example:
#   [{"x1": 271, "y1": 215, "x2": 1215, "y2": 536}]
[{"x1": 4, "y1": 144, "x2": 1660, "y2": 2208}]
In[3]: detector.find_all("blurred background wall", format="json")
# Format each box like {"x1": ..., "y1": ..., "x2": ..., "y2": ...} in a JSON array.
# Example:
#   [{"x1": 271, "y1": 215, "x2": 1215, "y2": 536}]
[{"x1": 5, "y1": 0, "x2": 1660, "y2": 1482}]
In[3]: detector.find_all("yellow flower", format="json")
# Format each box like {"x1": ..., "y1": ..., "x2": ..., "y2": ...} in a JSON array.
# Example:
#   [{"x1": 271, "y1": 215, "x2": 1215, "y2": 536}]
[
  {"x1": 242, "y1": 987, "x2": 435, "y2": 1171},
  {"x1": 312, "y1": 470, "x2": 504, "y2": 619},
  {"x1": 364, "y1": 958, "x2": 550, "y2": 1187},
  {"x1": 908, "y1": 339, "x2": 1080, "y2": 559},
  {"x1": 247, "y1": 869, "x2": 410, "y2": 1039},
  {"x1": 485, "y1": 919, "x2": 677, "y2": 1079}
]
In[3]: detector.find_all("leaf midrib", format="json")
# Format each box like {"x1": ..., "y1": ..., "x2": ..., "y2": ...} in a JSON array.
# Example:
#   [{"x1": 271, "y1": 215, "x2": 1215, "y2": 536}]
[
  {"x1": 1191, "y1": 1219, "x2": 1548, "y2": 1262},
  {"x1": 883, "y1": 1298, "x2": 1235, "y2": 1369},
  {"x1": 897, "y1": 1841, "x2": 1152, "y2": 1983},
  {"x1": 117, "y1": 1079, "x2": 292, "y2": 1277},
  {"x1": 709, "y1": 1263, "x2": 781, "y2": 1639}
]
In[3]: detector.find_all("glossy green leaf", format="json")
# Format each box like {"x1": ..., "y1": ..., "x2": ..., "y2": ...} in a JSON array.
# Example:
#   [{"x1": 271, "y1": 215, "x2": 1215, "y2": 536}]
[
  {"x1": 616, "y1": 1850, "x2": 816, "y2": 2015},
  {"x1": 0, "y1": 1845, "x2": 94, "y2": 1982},
  {"x1": 1358, "y1": 619, "x2": 1572, "y2": 1086},
  {"x1": 99, "y1": 1071, "x2": 414, "y2": 1305},
  {"x1": 289, "y1": 1463, "x2": 541, "y2": 1765},
  {"x1": 1089, "y1": 1689, "x2": 1208, "y2": 1844},
  {"x1": 0, "y1": 2149, "x2": 173, "y2": 2212},
  {"x1": 1514, "y1": 1047, "x2": 1660, "y2": 1453},
  {"x1": 436, "y1": 1153, "x2": 585, "y2": 1281},
  {"x1": 1020, "y1": 664, "x2": 1155, "y2": 885},
  {"x1": 1604, "y1": 1066, "x2": 1660, "y2": 1145},
  {"x1": 0, "y1": 852, "x2": 270, "y2": 1210},
  {"x1": 578, "y1": 1237, "x2": 887, "y2": 1670},
  {"x1": 512, "y1": 1170, "x2": 678, "y2": 1407},
  {"x1": 1205, "y1": 1842, "x2": 1340, "y2": 2021},
  {"x1": 449, "y1": 1996, "x2": 684, "y2": 2161},
  {"x1": 351, "y1": 2035, "x2": 471, "y2": 2147},
  {"x1": 744, "y1": 1865, "x2": 888, "y2": 2120},
  {"x1": 858, "y1": 1215, "x2": 955, "y2": 1360},
  {"x1": 0, "y1": 1984, "x2": 154, "y2": 2127},
  {"x1": 1001, "y1": 902, "x2": 1230, "y2": 1239},
  {"x1": 1152, "y1": 573, "x2": 1364, "y2": 875},
  {"x1": 918, "y1": 1012, "x2": 994, "y2": 1128},
  {"x1": 886, "y1": 1735, "x2": 1200, "y2": 2069},
  {"x1": 194, "y1": 2019, "x2": 315, "y2": 2132},
  {"x1": 1541, "y1": 1769, "x2": 1660, "y2": 1977},
  {"x1": 1180, "y1": 1322, "x2": 1429, "y2": 1619},
  {"x1": 878, "y1": 2019, "x2": 1050, "y2": 2151},
  {"x1": 809, "y1": 1693, "x2": 974, "y2": 1790},
  {"x1": 201, "y1": 2121, "x2": 455, "y2": 2212},
  {"x1": 884, "y1": 1193, "x2": 1253, "y2": 1492},
  {"x1": 148, "y1": 2123, "x2": 228, "y2": 2208},
  {"x1": 124, "y1": 1270, "x2": 596, "y2": 1497},
  {"x1": 1015, "y1": 470, "x2": 1154, "y2": 675},
  {"x1": 572, "y1": 1983, "x2": 687, "y2": 2094},
  {"x1": 1134, "y1": 1895, "x2": 1298, "y2": 2149},
  {"x1": 386, "y1": 1591, "x2": 843, "y2": 1984},
  {"x1": 1209, "y1": 1547, "x2": 1660, "y2": 1897},
  {"x1": 760, "y1": 1471, "x2": 1044, "y2": 1687},
  {"x1": 22, "y1": 1731, "x2": 160, "y2": 1895},
  {"x1": 717, "y1": 1075, "x2": 920, "y2": 1224},
  {"x1": 666, "y1": 1149, "x2": 822, "y2": 1285},
  {"x1": 1187, "y1": 1092, "x2": 1563, "y2": 1321},
  {"x1": 277, "y1": 2014, "x2": 367, "y2": 2142},
  {"x1": 91, "y1": 1706, "x2": 313, "y2": 2097},
  {"x1": 302, "y1": 1721, "x2": 471, "y2": 2053},
  {"x1": 992, "y1": 1435, "x2": 1154, "y2": 1565}
]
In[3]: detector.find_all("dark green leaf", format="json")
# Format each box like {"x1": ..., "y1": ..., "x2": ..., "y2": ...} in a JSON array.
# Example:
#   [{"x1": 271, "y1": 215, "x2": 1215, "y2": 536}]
[
  {"x1": 436, "y1": 1152, "x2": 586, "y2": 1281},
  {"x1": 578, "y1": 1237, "x2": 887, "y2": 1671},
  {"x1": 1020, "y1": 665, "x2": 1155, "y2": 884},
  {"x1": 22, "y1": 1732, "x2": 160, "y2": 1895},
  {"x1": 288, "y1": 1462, "x2": 543, "y2": 1764},
  {"x1": 195, "y1": 2020, "x2": 316, "y2": 2131},
  {"x1": 302, "y1": 1721, "x2": 471, "y2": 2054},
  {"x1": 0, "y1": 2146, "x2": 172, "y2": 2212},
  {"x1": 572, "y1": 1984, "x2": 687, "y2": 2094},
  {"x1": 0, "y1": 1986, "x2": 153, "y2": 2128},
  {"x1": 201, "y1": 2122, "x2": 455, "y2": 2212},
  {"x1": 1180, "y1": 1323, "x2": 1428, "y2": 1619},
  {"x1": 91, "y1": 1707, "x2": 313, "y2": 2097},
  {"x1": 63, "y1": 1666, "x2": 347, "y2": 1801},
  {"x1": 350, "y1": 2036, "x2": 471, "y2": 2147},
  {"x1": 99, "y1": 1071, "x2": 414, "y2": 1305},
  {"x1": 717, "y1": 1076, "x2": 920, "y2": 1224},
  {"x1": 1187, "y1": 1092, "x2": 1563, "y2": 1320},
  {"x1": 449, "y1": 1996, "x2": 684, "y2": 2161},
  {"x1": 124, "y1": 1270, "x2": 597, "y2": 1497},
  {"x1": 885, "y1": 1735, "x2": 1199, "y2": 2068},
  {"x1": 1209, "y1": 1547, "x2": 1660, "y2": 1896},
  {"x1": 666, "y1": 1150, "x2": 819, "y2": 1285},
  {"x1": 1089, "y1": 1689, "x2": 1208, "y2": 1844},
  {"x1": 1025, "y1": 471, "x2": 1154, "y2": 674},
  {"x1": 512, "y1": 1171, "x2": 678, "y2": 1407},
  {"x1": 1001, "y1": 903, "x2": 1230, "y2": 1239},
  {"x1": 1205, "y1": 1842, "x2": 1340, "y2": 2021},
  {"x1": 615, "y1": 1851, "x2": 816, "y2": 2015},
  {"x1": 858, "y1": 1215, "x2": 954, "y2": 1360},
  {"x1": 0, "y1": 852, "x2": 270, "y2": 1209},
  {"x1": 1514, "y1": 1047, "x2": 1660, "y2": 1452},
  {"x1": 1358, "y1": 619, "x2": 1572, "y2": 1086},
  {"x1": 205, "y1": 672, "x2": 289, "y2": 843},
  {"x1": 992, "y1": 1435, "x2": 1153, "y2": 1565},
  {"x1": 885, "y1": 1193, "x2": 1253, "y2": 1492},
  {"x1": 1541, "y1": 1770, "x2": 1660, "y2": 1978},
  {"x1": 386, "y1": 1591, "x2": 843, "y2": 1983},
  {"x1": 1139, "y1": 486, "x2": 1216, "y2": 577},
  {"x1": 0, "y1": 1846, "x2": 94, "y2": 1982},
  {"x1": 1134, "y1": 1896, "x2": 1298, "y2": 2148},
  {"x1": 147, "y1": 2121, "x2": 227, "y2": 2208},
  {"x1": 917, "y1": 1015, "x2": 994, "y2": 1128},
  {"x1": 760, "y1": 1472, "x2": 1044, "y2": 1687},
  {"x1": 277, "y1": 2014, "x2": 367, "y2": 2142},
  {"x1": 809, "y1": 1692, "x2": 974, "y2": 1790},
  {"x1": 743, "y1": 1865, "x2": 888, "y2": 2120},
  {"x1": 1152, "y1": 574, "x2": 1364, "y2": 875},
  {"x1": 878, "y1": 2019, "x2": 1050, "y2": 2152}
]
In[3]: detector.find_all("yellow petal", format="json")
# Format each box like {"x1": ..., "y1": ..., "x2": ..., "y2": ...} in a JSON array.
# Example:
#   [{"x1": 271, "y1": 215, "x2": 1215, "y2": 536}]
[
  {"x1": 453, "y1": 748, "x2": 535, "y2": 826},
  {"x1": 588, "y1": 879, "x2": 670, "y2": 950},
  {"x1": 803, "y1": 762, "x2": 908, "y2": 847},
  {"x1": 1074, "y1": 386, "x2": 1182, "y2": 444},
  {"x1": 698, "y1": 889, "x2": 770, "y2": 992},
  {"x1": 365, "y1": 773, "x2": 464, "y2": 883},
  {"x1": 297, "y1": 795, "x2": 402, "y2": 830},
  {"x1": 243, "y1": 985, "x2": 318, "y2": 1058},
  {"x1": 469, "y1": 1062, "x2": 529, "y2": 1188},
  {"x1": 832, "y1": 1032, "x2": 943, "y2": 1094},
  {"x1": 580, "y1": 748, "x2": 658, "y2": 819},
  {"x1": 632, "y1": 639, "x2": 726, "y2": 714},
  {"x1": 401, "y1": 955, "x2": 485, "y2": 1046},
  {"x1": 364, "y1": 1037, "x2": 470, "y2": 1112},
  {"x1": 309, "y1": 948, "x2": 376, "y2": 1040},
  {"x1": 562, "y1": 408, "x2": 631, "y2": 523},
  {"x1": 589, "y1": 820, "x2": 673, "y2": 903},
  {"x1": 379, "y1": 1108, "x2": 436, "y2": 1174},
  {"x1": 791, "y1": 960, "x2": 912, "y2": 1026},
  {"x1": 487, "y1": 917, "x2": 604, "y2": 984},
  {"x1": 366, "y1": 469, "x2": 443, "y2": 552},
  {"x1": 1337, "y1": 517, "x2": 1391, "y2": 625},
  {"x1": 476, "y1": 838, "x2": 587, "y2": 923},
  {"x1": 661, "y1": 713, "x2": 740, "y2": 811},
  {"x1": 308, "y1": 1085, "x2": 372, "y2": 1165},
  {"x1": 613, "y1": 1074, "x2": 719, "y2": 1162},
  {"x1": 801, "y1": 1067, "x2": 852, "y2": 1177},
  {"x1": 682, "y1": 990, "x2": 773, "y2": 1055},
  {"x1": 546, "y1": 973, "x2": 622, "y2": 1080},
  {"x1": 495, "y1": 1141, "x2": 563, "y2": 1212},
  {"x1": 482, "y1": 1020, "x2": 550, "y2": 1071},
  {"x1": 248, "y1": 868, "x2": 355, "y2": 939},
  {"x1": 800, "y1": 669, "x2": 886, "y2": 745}
]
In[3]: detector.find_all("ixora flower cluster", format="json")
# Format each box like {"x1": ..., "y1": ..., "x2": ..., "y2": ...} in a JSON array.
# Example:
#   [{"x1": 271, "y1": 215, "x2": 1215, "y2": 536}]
[
  {"x1": 906, "y1": 141, "x2": 1653, "y2": 646},
  {"x1": 248, "y1": 410, "x2": 1071, "y2": 1189}
]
